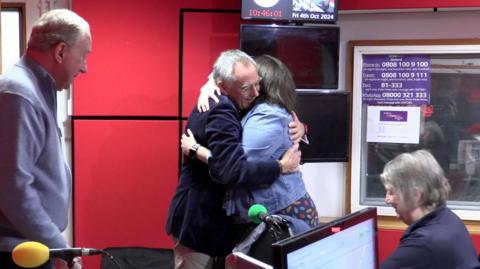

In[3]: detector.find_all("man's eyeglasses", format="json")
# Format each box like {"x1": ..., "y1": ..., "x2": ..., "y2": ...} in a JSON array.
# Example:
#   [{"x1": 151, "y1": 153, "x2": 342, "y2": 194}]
[{"x1": 240, "y1": 77, "x2": 262, "y2": 93}]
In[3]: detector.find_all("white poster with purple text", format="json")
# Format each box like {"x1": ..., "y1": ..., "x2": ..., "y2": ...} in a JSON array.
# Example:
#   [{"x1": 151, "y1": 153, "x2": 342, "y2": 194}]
[
  {"x1": 366, "y1": 106, "x2": 421, "y2": 144},
  {"x1": 362, "y1": 55, "x2": 431, "y2": 105}
]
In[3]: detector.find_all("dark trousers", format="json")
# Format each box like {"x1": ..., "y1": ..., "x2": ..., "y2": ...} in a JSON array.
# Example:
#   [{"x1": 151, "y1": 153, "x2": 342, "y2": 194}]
[{"x1": 0, "y1": 251, "x2": 52, "y2": 269}]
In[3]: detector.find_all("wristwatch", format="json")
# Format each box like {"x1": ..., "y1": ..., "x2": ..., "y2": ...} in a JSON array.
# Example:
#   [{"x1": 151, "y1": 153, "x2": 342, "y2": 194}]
[{"x1": 189, "y1": 143, "x2": 201, "y2": 158}]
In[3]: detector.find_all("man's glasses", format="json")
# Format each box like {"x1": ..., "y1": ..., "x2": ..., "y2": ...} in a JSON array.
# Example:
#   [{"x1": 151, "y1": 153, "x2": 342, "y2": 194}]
[{"x1": 240, "y1": 77, "x2": 262, "y2": 93}]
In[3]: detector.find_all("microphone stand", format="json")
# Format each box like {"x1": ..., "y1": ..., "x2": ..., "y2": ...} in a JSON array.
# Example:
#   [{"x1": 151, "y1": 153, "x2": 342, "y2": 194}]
[
  {"x1": 66, "y1": 258, "x2": 75, "y2": 269},
  {"x1": 264, "y1": 215, "x2": 292, "y2": 240},
  {"x1": 57, "y1": 249, "x2": 125, "y2": 269}
]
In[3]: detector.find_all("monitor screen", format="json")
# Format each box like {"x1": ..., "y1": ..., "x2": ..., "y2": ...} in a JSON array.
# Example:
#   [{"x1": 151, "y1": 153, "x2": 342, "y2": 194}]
[
  {"x1": 241, "y1": 0, "x2": 338, "y2": 23},
  {"x1": 272, "y1": 207, "x2": 378, "y2": 269},
  {"x1": 296, "y1": 90, "x2": 350, "y2": 162},
  {"x1": 240, "y1": 24, "x2": 339, "y2": 90}
]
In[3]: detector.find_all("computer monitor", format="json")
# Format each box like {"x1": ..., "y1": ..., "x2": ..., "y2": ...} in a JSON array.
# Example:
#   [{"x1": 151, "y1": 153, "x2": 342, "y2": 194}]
[
  {"x1": 296, "y1": 90, "x2": 350, "y2": 162},
  {"x1": 240, "y1": 24, "x2": 340, "y2": 90},
  {"x1": 272, "y1": 207, "x2": 379, "y2": 269}
]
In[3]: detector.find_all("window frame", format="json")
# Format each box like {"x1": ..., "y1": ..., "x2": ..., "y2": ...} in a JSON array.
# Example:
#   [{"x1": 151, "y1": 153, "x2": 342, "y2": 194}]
[
  {"x1": 1, "y1": 2, "x2": 26, "y2": 73},
  {"x1": 347, "y1": 39, "x2": 480, "y2": 231}
]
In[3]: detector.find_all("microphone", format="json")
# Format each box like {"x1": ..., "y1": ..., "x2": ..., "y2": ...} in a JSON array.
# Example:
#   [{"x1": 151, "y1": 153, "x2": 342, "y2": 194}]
[
  {"x1": 12, "y1": 241, "x2": 103, "y2": 268},
  {"x1": 248, "y1": 204, "x2": 269, "y2": 224},
  {"x1": 248, "y1": 204, "x2": 289, "y2": 226},
  {"x1": 247, "y1": 204, "x2": 293, "y2": 240}
]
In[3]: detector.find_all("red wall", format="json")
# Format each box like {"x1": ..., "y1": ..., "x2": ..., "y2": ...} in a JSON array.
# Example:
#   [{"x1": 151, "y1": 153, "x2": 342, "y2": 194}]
[
  {"x1": 182, "y1": 11, "x2": 242, "y2": 116},
  {"x1": 71, "y1": 1, "x2": 243, "y2": 268},
  {"x1": 378, "y1": 229, "x2": 403, "y2": 263},
  {"x1": 72, "y1": 120, "x2": 179, "y2": 266},
  {"x1": 73, "y1": 1, "x2": 178, "y2": 116}
]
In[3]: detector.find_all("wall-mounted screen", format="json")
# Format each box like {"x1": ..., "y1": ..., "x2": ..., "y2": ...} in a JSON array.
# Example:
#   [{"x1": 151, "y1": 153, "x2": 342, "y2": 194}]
[
  {"x1": 295, "y1": 90, "x2": 350, "y2": 162},
  {"x1": 241, "y1": 0, "x2": 338, "y2": 23},
  {"x1": 272, "y1": 207, "x2": 378, "y2": 269},
  {"x1": 240, "y1": 24, "x2": 339, "y2": 90}
]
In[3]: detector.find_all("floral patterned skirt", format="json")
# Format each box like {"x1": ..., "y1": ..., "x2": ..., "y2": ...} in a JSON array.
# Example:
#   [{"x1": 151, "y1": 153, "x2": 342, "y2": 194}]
[{"x1": 277, "y1": 192, "x2": 320, "y2": 228}]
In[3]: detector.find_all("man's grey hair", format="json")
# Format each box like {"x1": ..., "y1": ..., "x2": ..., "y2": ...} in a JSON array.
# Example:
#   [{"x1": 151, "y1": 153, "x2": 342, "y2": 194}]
[
  {"x1": 380, "y1": 149, "x2": 451, "y2": 211},
  {"x1": 28, "y1": 9, "x2": 90, "y2": 51},
  {"x1": 212, "y1": 49, "x2": 256, "y2": 84}
]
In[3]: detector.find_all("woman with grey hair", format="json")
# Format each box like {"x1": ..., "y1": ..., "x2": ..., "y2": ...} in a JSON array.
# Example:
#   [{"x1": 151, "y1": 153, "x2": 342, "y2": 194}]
[{"x1": 380, "y1": 149, "x2": 480, "y2": 269}]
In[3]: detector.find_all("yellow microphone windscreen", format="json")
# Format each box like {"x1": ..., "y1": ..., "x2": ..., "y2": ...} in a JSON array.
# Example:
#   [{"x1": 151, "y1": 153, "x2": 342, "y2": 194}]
[{"x1": 12, "y1": 241, "x2": 50, "y2": 268}]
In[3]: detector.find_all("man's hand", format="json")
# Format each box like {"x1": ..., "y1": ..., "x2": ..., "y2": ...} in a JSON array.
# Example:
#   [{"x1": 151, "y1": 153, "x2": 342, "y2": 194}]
[
  {"x1": 181, "y1": 129, "x2": 198, "y2": 156},
  {"x1": 53, "y1": 257, "x2": 81, "y2": 269},
  {"x1": 288, "y1": 111, "x2": 305, "y2": 143},
  {"x1": 278, "y1": 143, "x2": 301, "y2": 173},
  {"x1": 197, "y1": 77, "x2": 221, "y2": 112}
]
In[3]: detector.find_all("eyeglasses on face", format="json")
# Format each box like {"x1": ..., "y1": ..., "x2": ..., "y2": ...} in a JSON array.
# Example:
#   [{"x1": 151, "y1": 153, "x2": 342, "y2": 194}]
[{"x1": 239, "y1": 77, "x2": 262, "y2": 93}]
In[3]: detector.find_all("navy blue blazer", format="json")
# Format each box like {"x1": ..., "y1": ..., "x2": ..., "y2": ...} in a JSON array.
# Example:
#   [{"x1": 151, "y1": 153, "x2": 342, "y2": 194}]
[
  {"x1": 166, "y1": 96, "x2": 280, "y2": 257},
  {"x1": 381, "y1": 204, "x2": 480, "y2": 269}
]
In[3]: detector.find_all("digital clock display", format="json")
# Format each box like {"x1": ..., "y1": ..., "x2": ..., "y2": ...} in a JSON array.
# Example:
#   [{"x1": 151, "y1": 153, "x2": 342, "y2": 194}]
[{"x1": 248, "y1": 8, "x2": 282, "y2": 18}]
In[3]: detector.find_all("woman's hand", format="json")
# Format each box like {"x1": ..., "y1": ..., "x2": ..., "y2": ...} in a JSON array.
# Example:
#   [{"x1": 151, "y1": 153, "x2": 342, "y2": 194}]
[
  {"x1": 197, "y1": 77, "x2": 221, "y2": 112},
  {"x1": 288, "y1": 111, "x2": 306, "y2": 143},
  {"x1": 181, "y1": 129, "x2": 198, "y2": 156}
]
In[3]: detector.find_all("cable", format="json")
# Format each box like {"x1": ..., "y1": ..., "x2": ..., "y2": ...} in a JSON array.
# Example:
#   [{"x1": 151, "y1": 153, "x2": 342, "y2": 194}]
[{"x1": 100, "y1": 250, "x2": 125, "y2": 269}]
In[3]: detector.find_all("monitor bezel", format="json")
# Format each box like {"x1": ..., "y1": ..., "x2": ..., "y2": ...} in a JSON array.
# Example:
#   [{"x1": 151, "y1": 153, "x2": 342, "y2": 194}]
[
  {"x1": 272, "y1": 207, "x2": 379, "y2": 269},
  {"x1": 241, "y1": 0, "x2": 339, "y2": 24}
]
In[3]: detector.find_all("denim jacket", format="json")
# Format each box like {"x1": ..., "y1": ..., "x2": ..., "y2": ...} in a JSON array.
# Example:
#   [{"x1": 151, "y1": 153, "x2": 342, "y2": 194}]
[{"x1": 224, "y1": 102, "x2": 306, "y2": 223}]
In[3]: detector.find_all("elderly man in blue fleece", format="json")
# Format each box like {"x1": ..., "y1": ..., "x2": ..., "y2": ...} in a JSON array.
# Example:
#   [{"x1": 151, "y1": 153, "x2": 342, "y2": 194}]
[{"x1": 0, "y1": 9, "x2": 91, "y2": 269}]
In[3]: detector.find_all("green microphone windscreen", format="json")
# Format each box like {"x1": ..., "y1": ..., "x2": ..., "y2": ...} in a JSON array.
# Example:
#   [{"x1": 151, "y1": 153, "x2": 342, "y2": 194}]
[
  {"x1": 12, "y1": 241, "x2": 50, "y2": 268},
  {"x1": 248, "y1": 204, "x2": 268, "y2": 224}
]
